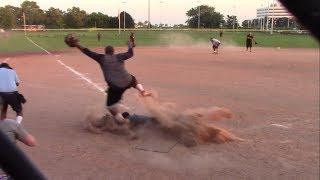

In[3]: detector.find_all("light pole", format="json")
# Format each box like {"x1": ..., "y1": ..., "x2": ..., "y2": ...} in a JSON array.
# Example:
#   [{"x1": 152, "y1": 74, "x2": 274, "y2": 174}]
[
  {"x1": 270, "y1": 0, "x2": 275, "y2": 34},
  {"x1": 160, "y1": 0, "x2": 164, "y2": 29},
  {"x1": 197, "y1": 0, "x2": 201, "y2": 30},
  {"x1": 148, "y1": 0, "x2": 151, "y2": 28},
  {"x1": 260, "y1": 4, "x2": 263, "y2": 30},
  {"x1": 232, "y1": 5, "x2": 236, "y2": 30},
  {"x1": 22, "y1": 12, "x2": 26, "y2": 36},
  {"x1": 118, "y1": 8, "x2": 121, "y2": 35},
  {"x1": 122, "y1": 1, "x2": 127, "y2": 31},
  {"x1": 266, "y1": 0, "x2": 270, "y2": 30}
]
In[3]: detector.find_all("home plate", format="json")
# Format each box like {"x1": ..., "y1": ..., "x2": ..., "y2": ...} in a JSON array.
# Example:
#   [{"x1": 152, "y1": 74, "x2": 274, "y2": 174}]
[{"x1": 135, "y1": 128, "x2": 178, "y2": 153}]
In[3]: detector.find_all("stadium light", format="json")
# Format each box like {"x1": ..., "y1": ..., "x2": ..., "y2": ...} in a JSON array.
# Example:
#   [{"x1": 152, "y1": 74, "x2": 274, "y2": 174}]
[
  {"x1": 270, "y1": 0, "x2": 275, "y2": 34},
  {"x1": 118, "y1": 8, "x2": 121, "y2": 35},
  {"x1": 160, "y1": 0, "x2": 164, "y2": 28},
  {"x1": 148, "y1": 0, "x2": 151, "y2": 28},
  {"x1": 22, "y1": 12, "x2": 26, "y2": 36},
  {"x1": 122, "y1": 1, "x2": 127, "y2": 31},
  {"x1": 197, "y1": 0, "x2": 201, "y2": 30},
  {"x1": 232, "y1": 5, "x2": 236, "y2": 29},
  {"x1": 266, "y1": 0, "x2": 270, "y2": 30}
]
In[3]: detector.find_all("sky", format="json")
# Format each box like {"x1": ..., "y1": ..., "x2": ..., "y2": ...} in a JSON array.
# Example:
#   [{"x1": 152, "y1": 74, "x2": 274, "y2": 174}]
[{"x1": 0, "y1": 0, "x2": 279, "y2": 25}]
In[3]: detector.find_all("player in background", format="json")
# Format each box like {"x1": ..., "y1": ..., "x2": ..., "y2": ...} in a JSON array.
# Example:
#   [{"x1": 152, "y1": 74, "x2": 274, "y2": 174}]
[
  {"x1": 129, "y1": 32, "x2": 136, "y2": 47},
  {"x1": 219, "y1": 30, "x2": 223, "y2": 38},
  {"x1": 246, "y1": 32, "x2": 257, "y2": 52},
  {"x1": 210, "y1": 38, "x2": 221, "y2": 54},
  {"x1": 97, "y1": 32, "x2": 102, "y2": 42}
]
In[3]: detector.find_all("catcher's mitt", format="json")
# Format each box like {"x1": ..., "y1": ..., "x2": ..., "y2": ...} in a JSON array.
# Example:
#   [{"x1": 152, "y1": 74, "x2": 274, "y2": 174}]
[{"x1": 64, "y1": 33, "x2": 79, "y2": 47}]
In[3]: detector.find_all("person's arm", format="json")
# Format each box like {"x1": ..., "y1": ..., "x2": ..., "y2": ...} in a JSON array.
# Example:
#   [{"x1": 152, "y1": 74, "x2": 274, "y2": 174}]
[
  {"x1": 0, "y1": 131, "x2": 46, "y2": 180},
  {"x1": 116, "y1": 41, "x2": 134, "y2": 62},
  {"x1": 14, "y1": 71, "x2": 20, "y2": 86},
  {"x1": 75, "y1": 43, "x2": 104, "y2": 64},
  {"x1": 15, "y1": 124, "x2": 37, "y2": 147}
]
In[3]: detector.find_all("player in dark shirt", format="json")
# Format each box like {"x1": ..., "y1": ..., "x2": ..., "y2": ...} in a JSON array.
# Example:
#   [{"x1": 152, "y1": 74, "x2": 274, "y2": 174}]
[
  {"x1": 246, "y1": 33, "x2": 257, "y2": 52},
  {"x1": 129, "y1": 32, "x2": 136, "y2": 47},
  {"x1": 97, "y1": 32, "x2": 102, "y2": 42},
  {"x1": 219, "y1": 30, "x2": 223, "y2": 38},
  {"x1": 72, "y1": 36, "x2": 151, "y2": 124}
]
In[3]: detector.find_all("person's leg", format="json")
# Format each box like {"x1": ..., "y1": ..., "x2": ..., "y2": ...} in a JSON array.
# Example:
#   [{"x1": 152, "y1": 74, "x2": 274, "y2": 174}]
[
  {"x1": 7, "y1": 93, "x2": 23, "y2": 123},
  {"x1": 131, "y1": 76, "x2": 151, "y2": 96},
  {"x1": 1, "y1": 103, "x2": 8, "y2": 120},
  {"x1": 106, "y1": 87, "x2": 127, "y2": 124}
]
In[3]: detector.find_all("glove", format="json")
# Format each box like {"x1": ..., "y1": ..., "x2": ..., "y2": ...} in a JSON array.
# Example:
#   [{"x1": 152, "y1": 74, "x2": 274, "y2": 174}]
[{"x1": 64, "y1": 33, "x2": 79, "y2": 47}]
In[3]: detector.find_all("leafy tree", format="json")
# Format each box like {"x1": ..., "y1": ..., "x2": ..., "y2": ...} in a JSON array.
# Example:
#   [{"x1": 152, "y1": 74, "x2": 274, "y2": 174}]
[
  {"x1": 0, "y1": 6, "x2": 18, "y2": 28},
  {"x1": 106, "y1": 16, "x2": 119, "y2": 28},
  {"x1": 119, "y1": 11, "x2": 135, "y2": 28},
  {"x1": 0, "y1": 2, "x2": 139, "y2": 29},
  {"x1": 84, "y1": 12, "x2": 109, "y2": 28},
  {"x1": 186, "y1": 5, "x2": 224, "y2": 28},
  {"x1": 136, "y1": 21, "x2": 144, "y2": 28},
  {"x1": 242, "y1": 20, "x2": 249, "y2": 28},
  {"x1": 64, "y1": 7, "x2": 87, "y2": 28},
  {"x1": 20, "y1": 1, "x2": 45, "y2": 25},
  {"x1": 45, "y1": 7, "x2": 64, "y2": 28},
  {"x1": 225, "y1": 15, "x2": 239, "y2": 29}
]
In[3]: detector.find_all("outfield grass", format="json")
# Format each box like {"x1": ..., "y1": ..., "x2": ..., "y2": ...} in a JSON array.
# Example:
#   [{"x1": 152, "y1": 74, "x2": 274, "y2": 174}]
[{"x1": 0, "y1": 30, "x2": 318, "y2": 53}]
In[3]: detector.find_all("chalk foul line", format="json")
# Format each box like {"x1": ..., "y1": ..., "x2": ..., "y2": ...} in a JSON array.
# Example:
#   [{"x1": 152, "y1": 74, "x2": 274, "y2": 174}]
[{"x1": 25, "y1": 36, "x2": 105, "y2": 94}]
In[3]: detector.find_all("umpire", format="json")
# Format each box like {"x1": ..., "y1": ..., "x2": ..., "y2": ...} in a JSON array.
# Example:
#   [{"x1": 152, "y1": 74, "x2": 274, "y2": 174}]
[{"x1": 0, "y1": 63, "x2": 25, "y2": 123}]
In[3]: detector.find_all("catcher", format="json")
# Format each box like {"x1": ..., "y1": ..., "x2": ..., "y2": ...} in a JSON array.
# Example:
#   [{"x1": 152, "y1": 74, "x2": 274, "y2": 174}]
[{"x1": 64, "y1": 34, "x2": 151, "y2": 124}]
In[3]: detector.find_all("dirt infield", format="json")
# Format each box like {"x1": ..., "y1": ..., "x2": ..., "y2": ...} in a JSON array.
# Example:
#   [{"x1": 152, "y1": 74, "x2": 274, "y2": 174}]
[{"x1": 2, "y1": 46, "x2": 319, "y2": 179}]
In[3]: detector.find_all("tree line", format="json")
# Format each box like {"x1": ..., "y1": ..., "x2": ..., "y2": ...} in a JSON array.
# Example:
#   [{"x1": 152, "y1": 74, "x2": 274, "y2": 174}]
[
  {"x1": 185, "y1": 5, "x2": 239, "y2": 29},
  {"x1": 3, "y1": 1, "x2": 274, "y2": 30},
  {"x1": 0, "y1": 1, "x2": 135, "y2": 29}
]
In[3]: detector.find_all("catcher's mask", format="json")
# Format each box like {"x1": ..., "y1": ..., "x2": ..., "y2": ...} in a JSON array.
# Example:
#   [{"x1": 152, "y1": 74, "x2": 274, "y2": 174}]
[{"x1": 105, "y1": 46, "x2": 114, "y2": 55}]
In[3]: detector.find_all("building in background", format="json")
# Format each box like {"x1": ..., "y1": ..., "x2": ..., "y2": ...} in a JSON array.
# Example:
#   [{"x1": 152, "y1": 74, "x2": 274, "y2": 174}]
[
  {"x1": 243, "y1": 3, "x2": 296, "y2": 30},
  {"x1": 256, "y1": 3, "x2": 293, "y2": 30}
]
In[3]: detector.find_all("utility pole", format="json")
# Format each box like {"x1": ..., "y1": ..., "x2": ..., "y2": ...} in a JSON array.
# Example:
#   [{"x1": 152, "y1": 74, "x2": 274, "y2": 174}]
[
  {"x1": 232, "y1": 5, "x2": 236, "y2": 30},
  {"x1": 122, "y1": 1, "x2": 127, "y2": 31},
  {"x1": 198, "y1": 6, "x2": 200, "y2": 29},
  {"x1": 160, "y1": 0, "x2": 163, "y2": 29},
  {"x1": 118, "y1": 8, "x2": 121, "y2": 35},
  {"x1": 270, "y1": 0, "x2": 275, "y2": 34},
  {"x1": 23, "y1": 12, "x2": 26, "y2": 36},
  {"x1": 124, "y1": 10, "x2": 126, "y2": 31},
  {"x1": 148, "y1": 0, "x2": 151, "y2": 28},
  {"x1": 233, "y1": 16, "x2": 235, "y2": 30}
]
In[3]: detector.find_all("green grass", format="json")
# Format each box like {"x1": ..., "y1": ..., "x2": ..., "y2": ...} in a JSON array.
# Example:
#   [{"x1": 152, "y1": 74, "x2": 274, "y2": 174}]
[{"x1": 0, "y1": 30, "x2": 318, "y2": 53}]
